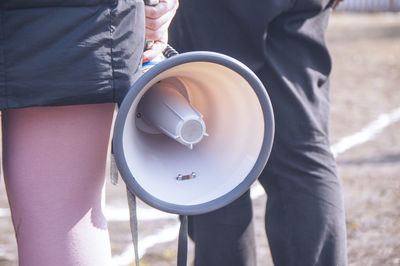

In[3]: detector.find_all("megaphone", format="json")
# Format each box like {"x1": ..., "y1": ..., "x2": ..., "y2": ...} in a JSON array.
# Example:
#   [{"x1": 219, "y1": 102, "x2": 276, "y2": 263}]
[{"x1": 113, "y1": 51, "x2": 274, "y2": 215}]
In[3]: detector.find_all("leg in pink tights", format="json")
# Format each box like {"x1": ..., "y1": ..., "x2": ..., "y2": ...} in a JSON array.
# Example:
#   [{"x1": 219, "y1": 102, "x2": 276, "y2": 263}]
[{"x1": 2, "y1": 103, "x2": 115, "y2": 266}]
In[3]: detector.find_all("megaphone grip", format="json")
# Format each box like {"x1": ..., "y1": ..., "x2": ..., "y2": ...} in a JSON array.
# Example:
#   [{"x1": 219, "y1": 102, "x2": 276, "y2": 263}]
[{"x1": 163, "y1": 44, "x2": 179, "y2": 58}]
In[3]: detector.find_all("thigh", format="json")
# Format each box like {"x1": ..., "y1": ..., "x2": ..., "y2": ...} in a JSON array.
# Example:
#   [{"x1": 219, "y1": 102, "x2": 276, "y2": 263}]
[{"x1": 2, "y1": 103, "x2": 115, "y2": 266}]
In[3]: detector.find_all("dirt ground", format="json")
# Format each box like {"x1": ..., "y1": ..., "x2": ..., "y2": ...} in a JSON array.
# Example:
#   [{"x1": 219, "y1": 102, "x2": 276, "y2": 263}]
[
  {"x1": 327, "y1": 12, "x2": 400, "y2": 266},
  {"x1": 0, "y1": 12, "x2": 399, "y2": 266}
]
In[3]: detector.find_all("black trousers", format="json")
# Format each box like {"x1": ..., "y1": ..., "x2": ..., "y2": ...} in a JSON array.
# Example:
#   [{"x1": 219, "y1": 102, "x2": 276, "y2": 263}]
[{"x1": 169, "y1": 0, "x2": 347, "y2": 265}]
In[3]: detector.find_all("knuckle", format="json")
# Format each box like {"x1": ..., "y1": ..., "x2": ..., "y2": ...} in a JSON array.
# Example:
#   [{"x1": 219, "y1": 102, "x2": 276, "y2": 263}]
[
  {"x1": 145, "y1": 6, "x2": 158, "y2": 18},
  {"x1": 147, "y1": 8, "x2": 157, "y2": 18}
]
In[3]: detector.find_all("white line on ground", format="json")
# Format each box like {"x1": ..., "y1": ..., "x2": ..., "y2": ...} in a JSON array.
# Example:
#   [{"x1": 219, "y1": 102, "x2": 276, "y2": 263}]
[
  {"x1": 331, "y1": 107, "x2": 400, "y2": 157},
  {"x1": 0, "y1": 208, "x2": 10, "y2": 217},
  {"x1": 105, "y1": 205, "x2": 176, "y2": 222}
]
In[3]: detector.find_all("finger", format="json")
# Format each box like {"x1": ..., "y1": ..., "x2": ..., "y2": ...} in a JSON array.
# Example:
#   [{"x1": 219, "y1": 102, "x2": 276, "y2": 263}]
[
  {"x1": 145, "y1": 7, "x2": 175, "y2": 32},
  {"x1": 145, "y1": 0, "x2": 178, "y2": 19},
  {"x1": 143, "y1": 41, "x2": 167, "y2": 62},
  {"x1": 145, "y1": 19, "x2": 170, "y2": 41}
]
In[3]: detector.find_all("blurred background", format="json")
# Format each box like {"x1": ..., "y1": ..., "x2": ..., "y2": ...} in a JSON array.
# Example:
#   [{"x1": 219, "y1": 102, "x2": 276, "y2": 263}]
[
  {"x1": 335, "y1": 0, "x2": 400, "y2": 12},
  {"x1": 0, "y1": 1, "x2": 399, "y2": 265}
]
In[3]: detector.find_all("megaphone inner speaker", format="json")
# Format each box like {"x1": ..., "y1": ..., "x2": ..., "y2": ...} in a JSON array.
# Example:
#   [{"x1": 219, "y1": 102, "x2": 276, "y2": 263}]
[{"x1": 114, "y1": 52, "x2": 274, "y2": 215}]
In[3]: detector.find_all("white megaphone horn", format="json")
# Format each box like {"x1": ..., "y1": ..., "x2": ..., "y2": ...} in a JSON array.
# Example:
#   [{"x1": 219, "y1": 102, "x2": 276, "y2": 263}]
[{"x1": 112, "y1": 49, "x2": 274, "y2": 215}]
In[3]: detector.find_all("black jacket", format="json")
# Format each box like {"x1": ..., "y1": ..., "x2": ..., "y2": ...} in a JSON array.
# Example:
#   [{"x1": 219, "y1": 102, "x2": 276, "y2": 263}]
[{"x1": 0, "y1": 0, "x2": 144, "y2": 109}]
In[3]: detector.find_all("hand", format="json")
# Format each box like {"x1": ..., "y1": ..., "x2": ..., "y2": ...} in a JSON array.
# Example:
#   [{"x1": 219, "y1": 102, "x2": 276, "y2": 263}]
[{"x1": 143, "y1": 0, "x2": 179, "y2": 62}]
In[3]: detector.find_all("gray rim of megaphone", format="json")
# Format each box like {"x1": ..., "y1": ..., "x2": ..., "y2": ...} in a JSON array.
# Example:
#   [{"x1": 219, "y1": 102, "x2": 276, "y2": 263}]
[{"x1": 113, "y1": 51, "x2": 275, "y2": 215}]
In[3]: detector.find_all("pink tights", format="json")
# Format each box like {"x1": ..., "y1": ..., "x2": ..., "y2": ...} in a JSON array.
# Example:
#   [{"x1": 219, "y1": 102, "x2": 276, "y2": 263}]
[{"x1": 2, "y1": 103, "x2": 115, "y2": 266}]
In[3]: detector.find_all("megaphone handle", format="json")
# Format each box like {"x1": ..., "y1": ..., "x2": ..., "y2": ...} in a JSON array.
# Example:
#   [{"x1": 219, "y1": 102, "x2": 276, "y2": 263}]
[
  {"x1": 127, "y1": 188, "x2": 140, "y2": 266},
  {"x1": 163, "y1": 44, "x2": 179, "y2": 58},
  {"x1": 177, "y1": 215, "x2": 188, "y2": 266}
]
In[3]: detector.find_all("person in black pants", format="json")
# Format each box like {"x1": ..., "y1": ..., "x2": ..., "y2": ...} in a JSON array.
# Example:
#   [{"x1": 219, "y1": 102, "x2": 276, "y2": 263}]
[{"x1": 169, "y1": 0, "x2": 348, "y2": 265}]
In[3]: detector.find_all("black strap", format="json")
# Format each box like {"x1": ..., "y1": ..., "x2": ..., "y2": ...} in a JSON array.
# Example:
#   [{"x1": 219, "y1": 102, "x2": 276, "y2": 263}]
[
  {"x1": 127, "y1": 190, "x2": 189, "y2": 266},
  {"x1": 177, "y1": 215, "x2": 188, "y2": 266},
  {"x1": 127, "y1": 188, "x2": 140, "y2": 266}
]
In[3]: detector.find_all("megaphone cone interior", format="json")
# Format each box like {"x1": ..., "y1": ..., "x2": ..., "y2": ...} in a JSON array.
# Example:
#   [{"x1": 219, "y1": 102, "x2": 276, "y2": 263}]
[{"x1": 113, "y1": 52, "x2": 274, "y2": 215}]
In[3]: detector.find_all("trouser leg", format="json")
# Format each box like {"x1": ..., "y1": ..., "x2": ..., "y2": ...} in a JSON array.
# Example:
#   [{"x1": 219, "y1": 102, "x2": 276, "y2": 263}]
[
  {"x1": 188, "y1": 190, "x2": 257, "y2": 266},
  {"x1": 259, "y1": 141, "x2": 348, "y2": 266},
  {"x1": 256, "y1": 3, "x2": 348, "y2": 264}
]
